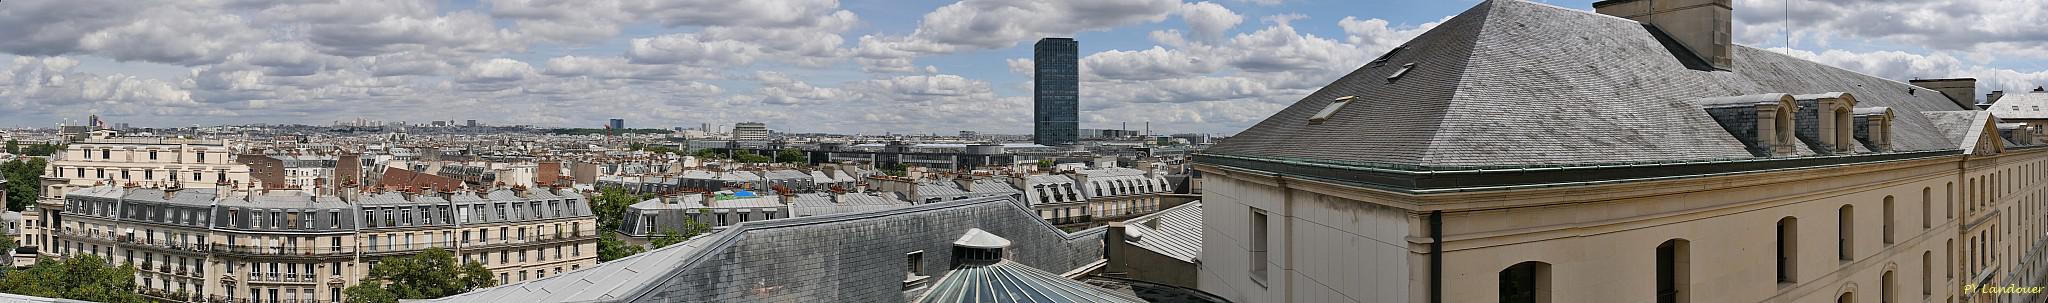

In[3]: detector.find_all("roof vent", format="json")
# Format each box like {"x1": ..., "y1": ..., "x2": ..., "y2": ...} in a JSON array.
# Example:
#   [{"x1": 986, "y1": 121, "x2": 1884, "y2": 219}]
[
  {"x1": 952, "y1": 228, "x2": 1010, "y2": 267},
  {"x1": 1308, "y1": 96, "x2": 1357, "y2": 125}
]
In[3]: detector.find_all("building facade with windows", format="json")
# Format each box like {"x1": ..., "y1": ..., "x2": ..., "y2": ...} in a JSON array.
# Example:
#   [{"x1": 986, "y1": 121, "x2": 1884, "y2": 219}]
[
  {"x1": 40, "y1": 135, "x2": 252, "y2": 200},
  {"x1": 1194, "y1": 1, "x2": 2048, "y2": 303},
  {"x1": 43, "y1": 184, "x2": 596, "y2": 303}
]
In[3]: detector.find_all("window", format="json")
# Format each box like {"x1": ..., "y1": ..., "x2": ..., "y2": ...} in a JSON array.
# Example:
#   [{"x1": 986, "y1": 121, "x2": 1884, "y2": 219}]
[
  {"x1": 1946, "y1": 182, "x2": 1955, "y2": 219},
  {"x1": 333, "y1": 262, "x2": 341, "y2": 276},
  {"x1": 1921, "y1": 251, "x2": 1932, "y2": 297},
  {"x1": 1778, "y1": 217, "x2": 1799, "y2": 284},
  {"x1": 499, "y1": 273, "x2": 508, "y2": 286},
  {"x1": 1657, "y1": 239, "x2": 1690, "y2": 303},
  {"x1": 149, "y1": 150, "x2": 157, "y2": 160},
  {"x1": 197, "y1": 152, "x2": 205, "y2": 162},
  {"x1": 1881, "y1": 269, "x2": 1895, "y2": 303},
  {"x1": 1501, "y1": 261, "x2": 1551, "y2": 303},
  {"x1": 1839, "y1": 205, "x2": 1855, "y2": 261},
  {"x1": 1922, "y1": 188, "x2": 1932, "y2": 229},
  {"x1": 1249, "y1": 208, "x2": 1270, "y2": 286},
  {"x1": 1883, "y1": 196, "x2": 1894, "y2": 245},
  {"x1": 906, "y1": 251, "x2": 925, "y2": 277},
  {"x1": 1307, "y1": 96, "x2": 1356, "y2": 124}
]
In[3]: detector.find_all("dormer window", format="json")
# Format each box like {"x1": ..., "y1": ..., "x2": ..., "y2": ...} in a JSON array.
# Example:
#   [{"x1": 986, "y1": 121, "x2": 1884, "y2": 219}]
[
  {"x1": 1853, "y1": 107, "x2": 1895, "y2": 152},
  {"x1": 1694, "y1": 93, "x2": 1799, "y2": 157},
  {"x1": 1309, "y1": 96, "x2": 1356, "y2": 125},
  {"x1": 1793, "y1": 92, "x2": 1860, "y2": 155}
]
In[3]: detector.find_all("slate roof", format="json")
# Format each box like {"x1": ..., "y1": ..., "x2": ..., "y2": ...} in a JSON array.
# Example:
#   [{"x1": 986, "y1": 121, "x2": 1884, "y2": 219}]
[
  {"x1": 786, "y1": 192, "x2": 911, "y2": 217},
  {"x1": 1207, "y1": 0, "x2": 1969, "y2": 170},
  {"x1": 425, "y1": 196, "x2": 1110, "y2": 303},
  {"x1": 1121, "y1": 201, "x2": 1203, "y2": 263},
  {"x1": 1987, "y1": 91, "x2": 2048, "y2": 119}
]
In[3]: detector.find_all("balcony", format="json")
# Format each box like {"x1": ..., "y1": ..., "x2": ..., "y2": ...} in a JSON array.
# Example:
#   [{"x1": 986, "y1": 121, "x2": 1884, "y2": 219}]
[{"x1": 208, "y1": 244, "x2": 354, "y2": 258}]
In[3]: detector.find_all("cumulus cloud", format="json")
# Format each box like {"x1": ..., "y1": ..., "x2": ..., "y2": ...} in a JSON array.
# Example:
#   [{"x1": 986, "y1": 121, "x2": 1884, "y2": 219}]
[
  {"x1": 1179, "y1": 2, "x2": 1243, "y2": 40},
  {"x1": 1770, "y1": 47, "x2": 2048, "y2": 100},
  {"x1": 1732, "y1": 0, "x2": 2048, "y2": 58}
]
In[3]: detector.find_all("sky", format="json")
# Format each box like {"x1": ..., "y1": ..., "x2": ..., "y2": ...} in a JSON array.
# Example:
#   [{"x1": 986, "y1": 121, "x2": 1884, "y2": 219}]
[{"x1": 4, "y1": 0, "x2": 2048, "y2": 136}]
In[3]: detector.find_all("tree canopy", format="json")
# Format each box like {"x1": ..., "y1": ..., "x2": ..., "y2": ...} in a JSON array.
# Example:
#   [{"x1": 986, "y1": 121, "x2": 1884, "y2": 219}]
[
  {"x1": 2, "y1": 158, "x2": 48, "y2": 211},
  {"x1": 774, "y1": 148, "x2": 806, "y2": 164},
  {"x1": 596, "y1": 233, "x2": 645, "y2": 262},
  {"x1": 0, "y1": 254, "x2": 145, "y2": 303},
  {"x1": 735, "y1": 152, "x2": 772, "y2": 163},
  {"x1": 341, "y1": 248, "x2": 494, "y2": 303}
]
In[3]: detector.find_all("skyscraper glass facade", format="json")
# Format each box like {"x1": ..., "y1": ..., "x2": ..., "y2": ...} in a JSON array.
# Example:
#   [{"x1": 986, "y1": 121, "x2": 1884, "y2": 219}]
[{"x1": 1034, "y1": 38, "x2": 1079, "y2": 146}]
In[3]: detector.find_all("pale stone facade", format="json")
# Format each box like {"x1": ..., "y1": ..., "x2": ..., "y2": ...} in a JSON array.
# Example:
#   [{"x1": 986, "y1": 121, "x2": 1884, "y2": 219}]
[
  {"x1": 40, "y1": 185, "x2": 597, "y2": 303},
  {"x1": 1190, "y1": 1, "x2": 2048, "y2": 303}
]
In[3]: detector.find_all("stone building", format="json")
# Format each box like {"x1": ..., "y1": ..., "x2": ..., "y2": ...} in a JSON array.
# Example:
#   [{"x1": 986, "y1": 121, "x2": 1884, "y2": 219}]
[
  {"x1": 1194, "y1": 0, "x2": 2048, "y2": 303},
  {"x1": 42, "y1": 184, "x2": 596, "y2": 302}
]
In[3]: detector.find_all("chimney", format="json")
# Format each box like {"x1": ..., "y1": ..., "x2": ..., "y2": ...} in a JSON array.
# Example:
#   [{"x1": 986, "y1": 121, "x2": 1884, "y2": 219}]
[
  {"x1": 1594, "y1": 0, "x2": 1732, "y2": 69},
  {"x1": 537, "y1": 160, "x2": 562, "y2": 186},
  {"x1": 1909, "y1": 78, "x2": 1979, "y2": 110},
  {"x1": 1989, "y1": 91, "x2": 2007, "y2": 104}
]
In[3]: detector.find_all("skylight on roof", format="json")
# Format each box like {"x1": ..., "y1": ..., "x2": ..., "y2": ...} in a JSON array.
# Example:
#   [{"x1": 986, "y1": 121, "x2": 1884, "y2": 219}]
[
  {"x1": 1370, "y1": 47, "x2": 1404, "y2": 67},
  {"x1": 1386, "y1": 63, "x2": 1415, "y2": 83},
  {"x1": 1308, "y1": 96, "x2": 1357, "y2": 124}
]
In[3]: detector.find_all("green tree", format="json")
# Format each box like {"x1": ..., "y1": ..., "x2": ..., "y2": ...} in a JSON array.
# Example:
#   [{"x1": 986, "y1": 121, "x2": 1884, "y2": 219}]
[
  {"x1": 0, "y1": 254, "x2": 144, "y2": 303},
  {"x1": 648, "y1": 219, "x2": 711, "y2": 249},
  {"x1": 735, "y1": 153, "x2": 772, "y2": 163},
  {"x1": 1036, "y1": 159, "x2": 1055, "y2": 169},
  {"x1": 588, "y1": 186, "x2": 647, "y2": 232},
  {"x1": 2, "y1": 158, "x2": 48, "y2": 211},
  {"x1": 341, "y1": 248, "x2": 494, "y2": 303},
  {"x1": 3, "y1": 140, "x2": 16, "y2": 154},
  {"x1": 596, "y1": 233, "x2": 645, "y2": 262},
  {"x1": 774, "y1": 148, "x2": 805, "y2": 164}
]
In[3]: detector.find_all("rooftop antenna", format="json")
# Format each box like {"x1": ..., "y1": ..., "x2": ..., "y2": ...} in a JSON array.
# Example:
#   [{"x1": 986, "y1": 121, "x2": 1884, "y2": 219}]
[{"x1": 1783, "y1": 0, "x2": 1791, "y2": 54}]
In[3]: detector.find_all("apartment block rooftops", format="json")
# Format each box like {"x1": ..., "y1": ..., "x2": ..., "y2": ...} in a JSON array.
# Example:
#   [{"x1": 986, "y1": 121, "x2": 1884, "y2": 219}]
[{"x1": 1199, "y1": 0, "x2": 2014, "y2": 192}]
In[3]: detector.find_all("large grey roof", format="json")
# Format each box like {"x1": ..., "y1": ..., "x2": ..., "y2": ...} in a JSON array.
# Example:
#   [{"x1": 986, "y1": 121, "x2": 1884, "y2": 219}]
[
  {"x1": 1987, "y1": 91, "x2": 2048, "y2": 119},
  {"x1": 427, "y1": 196, "x2": 1109, "y2": 303},
  {"x1": 786, "y1": 192, "x2": 911, "y2": 217},
  {"x1": 1207, "y1": 0, "x2": 1967, "y2": 169},
  {"x1": 1120, "y1": 201, "x2": 1203, "y2": 263}
]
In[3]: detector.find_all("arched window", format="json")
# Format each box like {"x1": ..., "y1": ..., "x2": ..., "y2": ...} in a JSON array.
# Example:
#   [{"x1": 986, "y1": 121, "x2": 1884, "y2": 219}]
[
  {"x1": 1839, "y1": 291, "x2": 1855, "y2": 303},
  {"x1": 1840, "y1": 205, "x2": 1856, "y2": 261},
  {"x1": 1881, "y1": 269, "x2": 1896, "y2": 303},
  {"x1": 1921, "y1": 188, "x2": 1932, "y2": 229},
  {"x1": 1921, "y1": 251, "x2": 1932, "y2": 297},
  {"x1": 1657, "y1": 239, "x2": 1691, "y2": 303},
  {"x1": 1832, "y1": 107, "x2": 1853, "y2": 153},
  {"x1": 1945, "y1": 182, "x2": 1954, "y2": 219},
  {"x1": 1778, "y1": 217, "x2": 1800, "y2": 284},
  {"x1": 1882, "y1": 196, "x2": 1894, "y2": 245},
  {"x1": 1501, "y1": 261, "x2": 1551, "y2": 303}
]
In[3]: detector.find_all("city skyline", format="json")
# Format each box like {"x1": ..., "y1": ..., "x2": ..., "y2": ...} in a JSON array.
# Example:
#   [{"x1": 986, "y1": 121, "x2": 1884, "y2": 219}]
[{"x1": 7, "y1": 1, "x2": 2048, "y2": 135}]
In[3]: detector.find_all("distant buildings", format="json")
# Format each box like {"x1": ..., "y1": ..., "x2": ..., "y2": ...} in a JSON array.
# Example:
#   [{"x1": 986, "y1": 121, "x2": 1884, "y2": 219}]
[
  {"x1": 1034, "y1": 38, "x2": 1079, "y2": 146},
  {"x1": 731, "y1": 122, "x2": 769, "y2": 141},
  {"x1": 607, "y1": 119, "x2": 625, "y2": 130}
]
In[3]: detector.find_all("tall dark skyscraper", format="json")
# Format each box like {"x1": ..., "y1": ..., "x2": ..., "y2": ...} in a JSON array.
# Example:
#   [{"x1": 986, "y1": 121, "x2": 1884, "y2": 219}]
[
  {"x1": 1033, "y1": 38, "x2": 1078, "y2": 146},
  {"x1": 608, "y1": 118, "x2": 625, "y2": 130}
]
